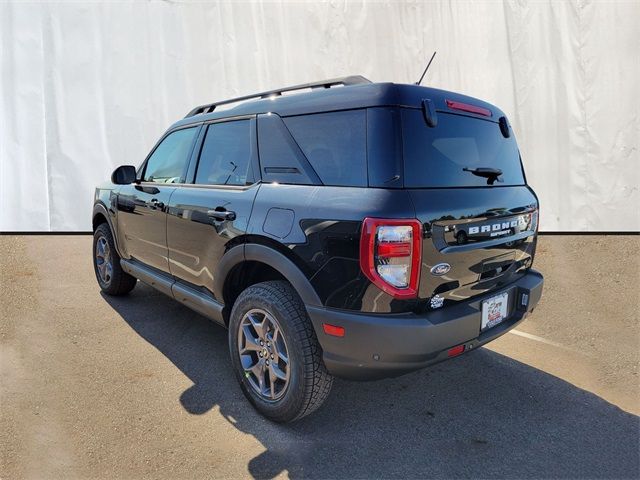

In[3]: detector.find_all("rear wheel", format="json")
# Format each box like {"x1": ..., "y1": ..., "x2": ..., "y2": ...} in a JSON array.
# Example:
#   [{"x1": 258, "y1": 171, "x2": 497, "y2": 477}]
[
  {"x1": 228, "y1": 281, "x2": 333, "y2": 422},
  {"x1": 93, "y1": 223, "x2": 137, "y2": 296}
]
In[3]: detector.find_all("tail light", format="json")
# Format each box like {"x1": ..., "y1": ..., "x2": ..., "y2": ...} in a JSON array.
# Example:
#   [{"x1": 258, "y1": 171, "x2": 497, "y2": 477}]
[{"x1": 360, "y1": 218, "x2": 422, "y2": 299}]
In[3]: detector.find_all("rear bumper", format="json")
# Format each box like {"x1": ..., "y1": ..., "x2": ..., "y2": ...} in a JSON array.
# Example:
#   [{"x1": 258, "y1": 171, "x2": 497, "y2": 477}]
[{"x1": 307, "y1": 269, "x2": 543, "y2": 380}]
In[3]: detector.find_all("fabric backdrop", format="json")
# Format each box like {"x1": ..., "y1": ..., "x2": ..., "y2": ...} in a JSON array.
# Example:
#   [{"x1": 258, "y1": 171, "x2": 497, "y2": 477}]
[{"x1": 1, "y1": 0, "x2": 638, "y2": 232}]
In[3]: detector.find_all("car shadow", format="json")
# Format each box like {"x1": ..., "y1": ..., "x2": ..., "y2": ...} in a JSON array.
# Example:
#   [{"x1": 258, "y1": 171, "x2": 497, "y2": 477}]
[{"x1": 102, "y1": 284, "x2": 639, "y2": 479}]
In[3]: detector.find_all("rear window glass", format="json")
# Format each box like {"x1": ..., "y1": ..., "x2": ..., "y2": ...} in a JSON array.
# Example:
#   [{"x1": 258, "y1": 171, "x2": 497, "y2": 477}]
[
  {"x1": 402, "y1": 110, "x2": 525, "y2": 187},
  {"x1": 284, "y1": 110, "x2": 367, "y2": 187}
]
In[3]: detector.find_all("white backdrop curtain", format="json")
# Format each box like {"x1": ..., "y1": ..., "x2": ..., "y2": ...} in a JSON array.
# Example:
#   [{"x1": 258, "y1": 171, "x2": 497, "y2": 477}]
[{"x1": 1, "y1": 0, "x2": 638, "y2": 232}]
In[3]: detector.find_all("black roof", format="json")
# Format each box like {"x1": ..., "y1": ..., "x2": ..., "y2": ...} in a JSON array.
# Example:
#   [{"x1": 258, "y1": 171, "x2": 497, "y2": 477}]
[{"x1": 171, "y1": 76, "x2": 506, "y2": 130}]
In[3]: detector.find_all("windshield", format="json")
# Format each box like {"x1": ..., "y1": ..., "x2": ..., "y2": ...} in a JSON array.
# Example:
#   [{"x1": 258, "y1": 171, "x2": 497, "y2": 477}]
[{"x1": 402, "y1": 110, "x2": 526, "y2": 188}]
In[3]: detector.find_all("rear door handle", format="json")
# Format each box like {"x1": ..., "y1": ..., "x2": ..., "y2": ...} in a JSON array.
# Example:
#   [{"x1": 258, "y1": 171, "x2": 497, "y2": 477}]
[
  {"x1": 207, "y1": 209, "x2": 236, "y2": 221},
  {"x1": 148, "y1": 198, "x2": 165, "y2": 210}
]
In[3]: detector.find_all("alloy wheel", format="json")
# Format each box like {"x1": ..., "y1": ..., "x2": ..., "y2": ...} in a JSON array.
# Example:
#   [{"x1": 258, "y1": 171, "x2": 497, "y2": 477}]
[
  {"x1": 237, "y1": 308, "x2": 290, "y2": 401},
  {"x1": 95, "y1": 236, "x2": 113, "y2": 285}
]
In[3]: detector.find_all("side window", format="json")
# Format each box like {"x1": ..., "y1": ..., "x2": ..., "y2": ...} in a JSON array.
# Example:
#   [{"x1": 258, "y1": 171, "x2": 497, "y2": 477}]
[
  {"x1": 283, "y1": 110, "x2": 367, "y2": 187},
  {"x1": 143, "y1": 127, "x2": 198, "y2": 183},
  {"x1": 195, "y1": 120, "x2": 253, "y2": 186},
  {"x1": 257, "y1": 113, "x2": 321, "y2": 185}
]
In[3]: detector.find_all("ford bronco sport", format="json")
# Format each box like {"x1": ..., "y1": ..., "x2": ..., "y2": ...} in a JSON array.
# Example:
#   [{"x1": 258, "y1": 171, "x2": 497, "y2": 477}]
[{"x1": 92, "y1": 76, "x2": 543, "y2": 422}]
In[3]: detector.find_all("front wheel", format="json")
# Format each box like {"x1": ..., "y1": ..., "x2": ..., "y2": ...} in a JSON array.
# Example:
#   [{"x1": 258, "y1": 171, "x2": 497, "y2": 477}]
[
  {"x1": 93, "y1": 223, "x2": 137, "y2": 296},
  {"x1": 228, "y1": 281, "x2": 333, "y2": 422}
]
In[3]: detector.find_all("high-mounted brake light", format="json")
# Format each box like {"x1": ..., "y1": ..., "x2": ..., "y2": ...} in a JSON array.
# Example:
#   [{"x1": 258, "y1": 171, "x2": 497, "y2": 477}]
[
  {"x1": 446, "y1": 99, "x2": 492, "y2": 117},
  {"x1": 360, "y1": 218, "x2": 422, "y2": 299}
]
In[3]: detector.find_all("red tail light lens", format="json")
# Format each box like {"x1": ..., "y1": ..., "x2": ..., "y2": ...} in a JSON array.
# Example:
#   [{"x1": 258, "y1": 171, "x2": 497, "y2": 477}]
[{"x1": 360, "y1": 218, "x2": 422, "y2": 299}]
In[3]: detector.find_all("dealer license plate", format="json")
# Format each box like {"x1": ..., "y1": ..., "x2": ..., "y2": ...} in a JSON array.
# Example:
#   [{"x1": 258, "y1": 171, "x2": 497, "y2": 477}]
[{"x1": 481, "y1": 292, "x2": 509, "y2": 331}]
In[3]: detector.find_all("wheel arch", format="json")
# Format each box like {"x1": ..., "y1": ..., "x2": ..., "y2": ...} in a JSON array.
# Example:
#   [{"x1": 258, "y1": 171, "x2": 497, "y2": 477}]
[
  {"x1": 92, "y1": 202, "x2": 122, "y2": 256},
  {"x1": 92, "y1": 211, "x2": 108, "y2": 230},
  {"x1": 216, "y1": 243, "x2": 323, "y2": 324}
]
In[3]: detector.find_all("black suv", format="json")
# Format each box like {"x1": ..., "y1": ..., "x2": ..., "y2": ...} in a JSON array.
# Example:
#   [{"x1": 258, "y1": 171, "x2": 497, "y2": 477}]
[{"x1": 92, "y1": 76, "x2": 543, "y2": 422}]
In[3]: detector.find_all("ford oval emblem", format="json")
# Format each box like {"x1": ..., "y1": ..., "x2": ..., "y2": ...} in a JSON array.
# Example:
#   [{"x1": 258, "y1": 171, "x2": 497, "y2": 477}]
[{"x1": 430, "y1": 263, "x2": 451, "y2": 276}]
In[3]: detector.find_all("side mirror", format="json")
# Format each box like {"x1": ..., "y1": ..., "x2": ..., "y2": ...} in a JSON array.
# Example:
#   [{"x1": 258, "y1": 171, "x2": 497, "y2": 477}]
[{"x1": 111, "y1": 165, "x2": 137, "y2": 185}]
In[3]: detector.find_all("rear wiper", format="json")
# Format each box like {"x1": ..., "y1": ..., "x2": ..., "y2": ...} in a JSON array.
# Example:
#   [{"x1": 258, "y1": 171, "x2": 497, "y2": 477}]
[{"x1": 463, "y1": 167, "x2": 503, "y2": 185}]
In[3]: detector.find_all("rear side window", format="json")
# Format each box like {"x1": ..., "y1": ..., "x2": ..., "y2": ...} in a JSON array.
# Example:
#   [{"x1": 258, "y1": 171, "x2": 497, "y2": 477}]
[
  {"x1": 257, "y1": 113, "x2": 321, "y2": 185},
  {"x1": 284, "y1": 110, "x2": 367, "y2": 187},
  {"x1": 195, "y1": 120, "x2": 253, "y2": 186},
  {"x1": 143, "y1": 127, "x2": 198, "y2": 183},
  {"x1": 402, "y1": 110, "x2": 525, "y2": 187}
]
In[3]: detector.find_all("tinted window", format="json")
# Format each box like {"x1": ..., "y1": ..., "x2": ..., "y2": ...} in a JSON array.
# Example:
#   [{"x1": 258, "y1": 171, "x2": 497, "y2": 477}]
[
  {"x1": 143, "y1": 127, "x2": 198, "y2": 183},
  {"x1": 195, "y1": 120, "x2": 253, "y2": 186},
  {"x1": 257, "y1": 114, "x2": 321, "y2": 185},
  {"x1": 284, "y1": 110, "x2": 367, "y2": 187},
  {"x1": 402, "y1": 110, "x2": 525, "y2": 187},
  {"x1": 367, "y1": 108, "x2": 403, "y2": 188}
]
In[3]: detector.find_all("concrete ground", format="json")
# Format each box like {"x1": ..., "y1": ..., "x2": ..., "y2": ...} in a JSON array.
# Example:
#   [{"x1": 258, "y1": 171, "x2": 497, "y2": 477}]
[{"x1": 0, "y1": 234, "x2": 638, "y2": 479}]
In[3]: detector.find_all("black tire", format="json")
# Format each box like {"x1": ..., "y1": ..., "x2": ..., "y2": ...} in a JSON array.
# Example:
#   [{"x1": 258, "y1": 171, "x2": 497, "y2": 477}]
[
  {"x1": 92, "y1": 223, "x2": 137, "y2": 296},
  {"x1": 228, "y1": 281, "x2": 333, "y2": 422}
]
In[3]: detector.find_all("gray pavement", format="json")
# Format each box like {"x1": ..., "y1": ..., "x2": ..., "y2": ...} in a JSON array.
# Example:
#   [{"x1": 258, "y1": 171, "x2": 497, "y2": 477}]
[{"x1": 1, "y1": 235, "x2": 638, "y2": 479}]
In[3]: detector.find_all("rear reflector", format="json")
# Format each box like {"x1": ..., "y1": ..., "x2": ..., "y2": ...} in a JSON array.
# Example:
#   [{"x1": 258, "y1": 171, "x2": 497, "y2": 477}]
[
  {"x1": 323, "y1": 323, "x2": 345, "y2": 337},
  {"x1": 447, "y1": 344, "x2": 465, "y2": 357},
  {"x1": 446, "y1": 99, "x2": 492, "y2": 117}
]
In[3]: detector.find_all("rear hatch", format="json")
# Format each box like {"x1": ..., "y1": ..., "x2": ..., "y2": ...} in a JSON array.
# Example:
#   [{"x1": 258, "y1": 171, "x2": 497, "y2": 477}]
[{"x1": 402, "y1": 99, "x2": 538, "y2": 309}]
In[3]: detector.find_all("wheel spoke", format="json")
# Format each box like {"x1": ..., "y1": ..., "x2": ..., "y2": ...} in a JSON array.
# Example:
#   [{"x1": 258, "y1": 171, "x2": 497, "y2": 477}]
[
  {"x1": 96, "y1": 239, "x2": 105, "y2": 258},
  {"x1": 268, "y1": 327, "x2": 288, "y2": 364},
  {"x1": 105, "y1": 263, "x2": 113, "y2": 281},
  {"x1": 248, "y1": 312, "x2": 266, "y2": 339},
  {"x1": 248, "y1": 360, "x2": 261, "y2": 376},
  {"x1": 250, "y1": 361, "x2": 266, "y2": 393},
  {"x1": 240, "y1": 325, "x2": 262, "y2": 353},
  {"x1": 269, "y1": 379, "x2": 276, "y2": 399},
  {"x1": 270, "y1": 363, "x2": 287, "y2": 381}
]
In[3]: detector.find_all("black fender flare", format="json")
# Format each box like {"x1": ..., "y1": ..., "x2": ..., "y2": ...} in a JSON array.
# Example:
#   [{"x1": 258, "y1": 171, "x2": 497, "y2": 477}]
[
  {"x1": 213, "y1": 243, "x2": 322, "y2": 308},
  {"x1": 92, "y1": 202, "x2": 122, "y2": 257}
]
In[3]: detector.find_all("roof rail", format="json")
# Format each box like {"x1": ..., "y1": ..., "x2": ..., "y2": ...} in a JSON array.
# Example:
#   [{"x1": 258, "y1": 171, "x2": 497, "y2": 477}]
[{"x1": 184, "y1": 75, "x2": 371, "y2": 118}]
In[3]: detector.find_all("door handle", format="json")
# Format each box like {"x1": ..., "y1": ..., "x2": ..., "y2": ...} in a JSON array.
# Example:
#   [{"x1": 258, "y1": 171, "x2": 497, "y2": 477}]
[
  {"x1": 136, "y1": 185, "x2": 160, "y2": 195},
  {"x1": 207, "y1": 209, "x2": 236, "y2": 221},
  {"x1": 148, "y1": 198, "x2": 165, "y2": 210}
]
